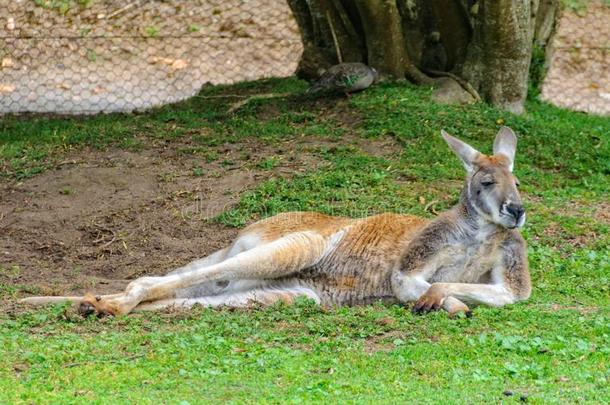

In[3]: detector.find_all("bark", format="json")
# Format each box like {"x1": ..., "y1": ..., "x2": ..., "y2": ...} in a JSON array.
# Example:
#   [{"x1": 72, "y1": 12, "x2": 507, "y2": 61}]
[
  {"x1": 287, "y1": 0, "x2": 333, "y2": 79},
  {"x1": 288, "y1": 0, "x2": 559, "y2": 114},
  {"x1": 427, "y1": 0, "x2": 471, "y2": 70},
  {"x1": 534, "y1": 0, "x2": 558, "y2": 45},
  {"x1": 354, "y1": 0, "x2": 407, "y2": 78},
  {"x1": 462, "y1": 0, "x2": 537, "y2": 114}
]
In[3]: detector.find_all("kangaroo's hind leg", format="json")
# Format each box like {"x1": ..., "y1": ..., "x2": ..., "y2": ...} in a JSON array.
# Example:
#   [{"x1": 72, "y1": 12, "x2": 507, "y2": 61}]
[
  {"x1": 79, "y1": 231, "x2": 328, "y2": 316},
  {"x1": 133, "y1": 284, "x2": 320, "y2": 312},
  {"x1": 21, "y1": 247, "x2": 231, "y2": 311},
  {"x1": 170, "y1": 233, "x2": 268, "y2": 299}
]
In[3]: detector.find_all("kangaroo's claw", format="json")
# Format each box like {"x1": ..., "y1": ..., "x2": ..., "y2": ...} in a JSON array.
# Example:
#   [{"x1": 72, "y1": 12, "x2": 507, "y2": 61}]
[{"x1": 412, "y1": 285, "x2": 445, "y2": 315}]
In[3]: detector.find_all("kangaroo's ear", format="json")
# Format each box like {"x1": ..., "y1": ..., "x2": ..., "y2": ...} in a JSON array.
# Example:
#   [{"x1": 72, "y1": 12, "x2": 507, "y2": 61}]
[
  {"x1": 493, "y1": 126, "x2": 517, "y2": 171},
  {"x1": 441, "y1": 129, "x2": 481, "y2": 173}
]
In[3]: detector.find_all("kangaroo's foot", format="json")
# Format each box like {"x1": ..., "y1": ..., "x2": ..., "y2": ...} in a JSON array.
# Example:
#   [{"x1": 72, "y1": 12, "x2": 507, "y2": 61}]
[
  {"x1": 79, "y1": 276, "x2": 166, "y2": 317},
  {"x1": 78, "y1": 293, "x2": 129, "y2": 317}
]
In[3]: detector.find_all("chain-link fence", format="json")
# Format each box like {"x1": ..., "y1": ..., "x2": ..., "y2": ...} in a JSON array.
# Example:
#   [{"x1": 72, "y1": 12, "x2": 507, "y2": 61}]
[
  {"x1": 1, "y1": 1, "x2": 608, "y2": 116},
  {"x1": 0, "y1": 0, "x2": 303, "y2": 114},
  {"x1": 541, "y1": 1, "x2": 609, "y2": 115}
]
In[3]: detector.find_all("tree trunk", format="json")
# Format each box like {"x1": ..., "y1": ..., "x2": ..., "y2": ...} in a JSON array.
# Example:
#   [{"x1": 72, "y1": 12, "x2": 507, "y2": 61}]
[
  {"x1": 354, "y1": 0, "x2": 406, "y2": 78},
  {"x1": 462, "y1": 0, "x2": 537, "y2": 113},
  {"x1": 288, "y1": 0, "x2": 559, "y2": 114}
]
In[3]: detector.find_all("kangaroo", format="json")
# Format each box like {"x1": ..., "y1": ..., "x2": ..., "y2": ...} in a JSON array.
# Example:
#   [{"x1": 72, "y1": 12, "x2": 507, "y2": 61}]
[{"x1": 22, "y1": 127, "x2": 530, "y2": 317}]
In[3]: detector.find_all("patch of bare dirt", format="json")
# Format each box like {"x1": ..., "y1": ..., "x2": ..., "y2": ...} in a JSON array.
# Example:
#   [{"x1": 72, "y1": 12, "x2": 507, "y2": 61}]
[
  {"x1": 0, "y1": 123, "x2": 404, "y2": 307},
  {"x1": 545, "y1": 303, "x2": 601, "y2": 315},
  {"x1": 592, "y1": 201, "x2": 610, "y2": 226},
  {"x1": 0, "y1": 137, "x2": 322, "y2": 301},
  {"x1": 364, "y1": 330, "x2": 404, "y2": 353}
]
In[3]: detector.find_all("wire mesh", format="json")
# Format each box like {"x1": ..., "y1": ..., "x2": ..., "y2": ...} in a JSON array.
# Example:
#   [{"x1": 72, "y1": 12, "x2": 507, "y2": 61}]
[
  {"x1": 541, "y1": 1, "x2": 610, "y2": 115},
  {"x1": 0, "y1": 0, "x2": 303, "y2": 114},
  {"x1": 0, "y1": 1, "x2": 608, "y2": 115}
]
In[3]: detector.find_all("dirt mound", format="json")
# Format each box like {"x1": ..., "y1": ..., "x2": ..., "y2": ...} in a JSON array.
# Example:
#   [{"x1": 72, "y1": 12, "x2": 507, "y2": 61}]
[{"x1": 1, "y1": 148, "x2": 226, "y2": 297}]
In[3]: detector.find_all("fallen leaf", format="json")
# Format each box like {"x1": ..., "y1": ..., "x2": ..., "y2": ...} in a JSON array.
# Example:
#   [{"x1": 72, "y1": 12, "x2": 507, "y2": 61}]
[
  {"x1": 171, "y1": 59, "x2": 188, "y2": 70},
  {"x1": 418, "y1": 196, "x2": 426, "y2": 205},
  {"x1": 1, "y1": 57, "x2": 14, "y2": 68},
  {"x1": 150, "y1": 57, "x2": 188, "y2": 71},
  {"x1": 0, "y1": 83, "x2": 15, "y2": 93},
  {"x1": 13, "y1": 363, "x2": 28, "y2": 373}
]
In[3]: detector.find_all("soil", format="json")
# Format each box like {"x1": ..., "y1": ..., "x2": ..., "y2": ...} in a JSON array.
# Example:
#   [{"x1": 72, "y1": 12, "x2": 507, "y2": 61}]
[
  {"x1": 0, "y1": 140, "x2": 305, "y2": 300},
  {"x1": 0, "y1": 107, "x2": 403, "y2": 306}
]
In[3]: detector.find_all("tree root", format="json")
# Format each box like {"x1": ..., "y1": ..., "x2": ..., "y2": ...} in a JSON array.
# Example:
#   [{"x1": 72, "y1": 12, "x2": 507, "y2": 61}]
[
  {"x1": 404, "y1": 64, "x2": 436, "y2": 85},
  {"x1": 226, "y1": 93, "x2": 292, "y2": 114}
]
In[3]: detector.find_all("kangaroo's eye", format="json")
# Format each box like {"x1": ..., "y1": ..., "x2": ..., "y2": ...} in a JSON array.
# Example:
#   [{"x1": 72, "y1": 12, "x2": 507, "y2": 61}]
[{"x1": 481, "y1": 180, "x2": 495, "y2": 187}]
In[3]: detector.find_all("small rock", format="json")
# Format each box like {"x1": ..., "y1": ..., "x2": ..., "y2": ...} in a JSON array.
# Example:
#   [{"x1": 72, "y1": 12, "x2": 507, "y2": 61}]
[
  {"x1": 6, "y1": 17, "x2": 15, "y2": 31},
  {"x1": 503, "y1": 390, "x2": 514, "y2": 397},
  {"x1": 431, "y1": 77, "x2": 475, "y2": 105}
]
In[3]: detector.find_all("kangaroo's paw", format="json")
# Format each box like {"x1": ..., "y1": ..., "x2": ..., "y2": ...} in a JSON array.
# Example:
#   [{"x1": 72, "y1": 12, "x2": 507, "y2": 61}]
[{"x1": 412, "y1": 284, "x2": 445, "y2": 315}]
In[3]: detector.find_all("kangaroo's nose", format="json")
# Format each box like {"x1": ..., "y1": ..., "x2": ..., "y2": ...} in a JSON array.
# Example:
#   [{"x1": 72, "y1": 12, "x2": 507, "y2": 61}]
[{"x1": 506, "y1": 203, "x2": 525, "y2": 220}]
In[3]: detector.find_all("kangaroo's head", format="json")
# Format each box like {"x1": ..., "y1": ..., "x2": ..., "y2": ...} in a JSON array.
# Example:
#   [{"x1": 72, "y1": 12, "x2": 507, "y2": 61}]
[{"x1": 441, "y1": 127, "x2": 525, "y2": 229}]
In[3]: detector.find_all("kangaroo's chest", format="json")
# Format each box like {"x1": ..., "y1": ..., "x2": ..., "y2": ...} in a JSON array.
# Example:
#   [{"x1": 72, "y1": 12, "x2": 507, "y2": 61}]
[{"x1": 428, "y1": 238, "x2": 502, "y2": 283}]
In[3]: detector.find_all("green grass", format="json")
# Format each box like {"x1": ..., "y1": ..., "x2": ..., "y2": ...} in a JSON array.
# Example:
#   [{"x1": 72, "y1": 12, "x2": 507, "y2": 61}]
[{"x1": 1, "y1": 78, "x2": 609, "y2": 403}]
